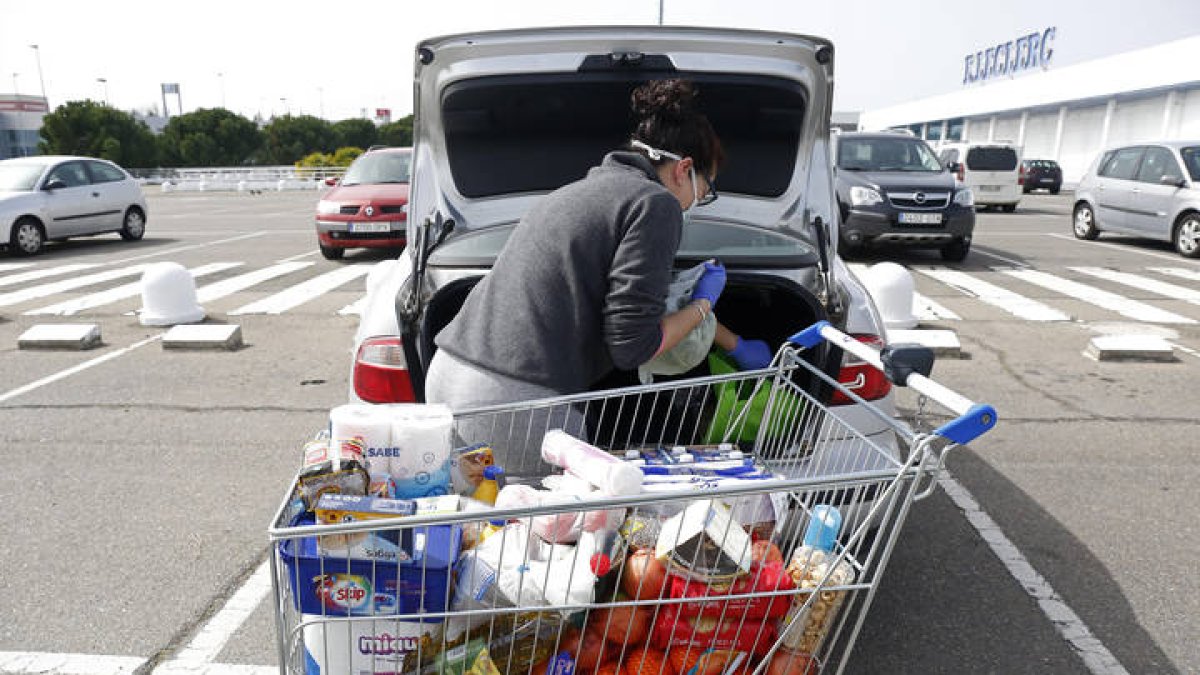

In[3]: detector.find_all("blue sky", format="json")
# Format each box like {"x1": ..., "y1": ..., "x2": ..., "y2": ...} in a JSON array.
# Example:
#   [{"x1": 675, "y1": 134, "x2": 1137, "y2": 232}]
[{"x1": 2, "y1": 0, "x2": 1196, "y2": 120}]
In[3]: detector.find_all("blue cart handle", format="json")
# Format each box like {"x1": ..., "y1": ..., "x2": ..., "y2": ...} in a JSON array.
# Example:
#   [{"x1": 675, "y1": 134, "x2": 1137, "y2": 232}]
[{"x1": 788, "y1": 321, "x2": 997, "y2": 444}]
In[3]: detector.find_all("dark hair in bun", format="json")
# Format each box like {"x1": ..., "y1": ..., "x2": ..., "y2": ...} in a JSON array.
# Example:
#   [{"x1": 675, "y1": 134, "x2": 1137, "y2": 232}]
[{"x1": 630, "y1": 79, "x2": 724, "y2": 174}]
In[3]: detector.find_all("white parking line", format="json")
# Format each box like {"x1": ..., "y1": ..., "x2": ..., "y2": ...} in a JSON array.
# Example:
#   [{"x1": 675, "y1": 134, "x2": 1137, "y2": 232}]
[
  {"x1": 913, "y1": 293, "x2": 961, "y2": 321},
  {"x1": 0, "y1": 263, "x2": 99, "y2": 289},
  {"x1": 153, "y1": 561, "x2": 274, "y2": 673},
  {"x1": 230, "y1": 265, "x2": 369, "y2": 315},
  {"x1": 968, "y1": 247, "x2": 1030, "y2": 268},
  {"x1": 1003, "y1": 268, "x2": 1195, "y2": 324},
  {"x1": 26, "y1": 263, "x2": 243, "y2": 316},
  {"x1": 0, "y1": 335, "x2": 162, "y2": 404},
  {"x1": 916, "y1": 268, "x2": 1071, "y2": 321},
  {"x1": 1148, "y1": 266, "x2": 1200, "y2": 283},
  {"x1": 940, "y1": 474, "x2": 1129, "y2": 675},
  {"x1": 277, "y1": 250, "x2": 320, "y2": 262},
  {"x1": 0, "y1": 265, "x2": 152, "y2": 308},
  {"x1": 0, "y1": 652, "x2": 144, "y2": 674},
  {"x1": 1069, "y1": 267, "x2": 1200, "y2": 306},
  {"x1": 1044, "y1": 233, "x2": 1200, "y2": 266},
  {"x1": 104, "y1": 232, "x2": 267, "y2": 266},
  {"x1": 196, "y1": 262, "x2": 314, "y2": 304},
  {"x1": 0, "y1": 261, "x2": 36, "y2": 273}
]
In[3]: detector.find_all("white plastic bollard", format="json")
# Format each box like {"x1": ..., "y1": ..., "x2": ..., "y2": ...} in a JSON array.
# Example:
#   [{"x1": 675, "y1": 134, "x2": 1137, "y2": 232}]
[
  {"x1": 139, "y1": 262, "x2": 205, "y2": 326},
  {"x1": 237, "y1": 180, "x2": 247, "y2": 192},
  {"x1": 198, "y1": 180, "x2": 207, "y2": 192},
  {"x1": 277, "y1": 179, "x2": 287, "y2": 191},
  {"x1": 863, "y1": 262, "x2": 918, "y2": 330}
]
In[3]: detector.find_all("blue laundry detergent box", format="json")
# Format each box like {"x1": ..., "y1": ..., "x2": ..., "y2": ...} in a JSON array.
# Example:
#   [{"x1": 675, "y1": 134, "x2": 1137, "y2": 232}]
[{"x1": 279, "y1": 514, "x2": 461, "y2": 618}]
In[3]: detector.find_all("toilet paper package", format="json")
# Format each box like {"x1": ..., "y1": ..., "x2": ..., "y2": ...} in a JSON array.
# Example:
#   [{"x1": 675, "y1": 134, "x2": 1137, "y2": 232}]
[
  {"x1": 385, "y1": 404, "x2": 454, "y2": 498},
  {"x1": 329, "y1": 404, "x2": 393, "y2": 474},
  {"x1": 302, "y1": 613, "x2": 442, "y2": 675}
]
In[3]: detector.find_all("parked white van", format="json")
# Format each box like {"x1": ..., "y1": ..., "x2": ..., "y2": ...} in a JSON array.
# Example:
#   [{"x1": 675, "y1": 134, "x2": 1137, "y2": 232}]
[{"x1": 938, "y1": 142, "x2": 1023, "y2": 212}]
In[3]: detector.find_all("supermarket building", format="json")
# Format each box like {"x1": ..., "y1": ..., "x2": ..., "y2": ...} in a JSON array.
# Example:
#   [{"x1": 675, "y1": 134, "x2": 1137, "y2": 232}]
[{"x1": 860, "y1": 34, "x2": 1200, "y2": 185}]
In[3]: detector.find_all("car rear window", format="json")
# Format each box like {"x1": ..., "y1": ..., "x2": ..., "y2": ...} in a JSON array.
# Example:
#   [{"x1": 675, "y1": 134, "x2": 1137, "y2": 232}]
[
  {"x1": 442, "y1": 74, "x2": 805, "y2": 199},
  {"x1": 965, "y1": 147, "x2": 1018, "y2": 171},
  {"x1": 1026, "y1": 160, "x2": 1058, "y2": 169}
]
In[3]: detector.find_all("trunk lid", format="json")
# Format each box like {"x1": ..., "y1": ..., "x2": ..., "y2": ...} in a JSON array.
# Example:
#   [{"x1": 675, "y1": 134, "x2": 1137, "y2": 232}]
[{"x1": 409, "y1": 26, "x2": 836, "y2": 245}]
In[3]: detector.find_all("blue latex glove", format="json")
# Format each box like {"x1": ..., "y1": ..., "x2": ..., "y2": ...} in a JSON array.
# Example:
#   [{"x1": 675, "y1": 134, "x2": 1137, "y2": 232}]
[
  {"x1": 690, "y1": 260, "x2": 726, "y2": 306},
  {"x1": 728, "y1": 337, "x2": 773, "y2": 370}
]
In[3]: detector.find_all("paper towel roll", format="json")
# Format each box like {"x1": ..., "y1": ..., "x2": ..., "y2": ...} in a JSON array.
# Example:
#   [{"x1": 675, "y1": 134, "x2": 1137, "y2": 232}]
[
  {"x1": 541, "y1": 430, "x2": 642, "y2": 496},
  {"x1": 329, "y1": 404, "x2": 391, "y2": 473},
  {"x1": 387, "y1": 404, "x2": 454, "y2": 483}
]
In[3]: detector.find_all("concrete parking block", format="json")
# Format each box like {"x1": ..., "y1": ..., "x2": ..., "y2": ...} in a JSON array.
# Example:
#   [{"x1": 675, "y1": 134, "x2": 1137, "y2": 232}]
[
  {"x1": 1084, "y1": 334, "x2": 1176, "y2": 362},
  {"x1": 887, "y1": 328, "x2": 962, "y2": 358},
  {"x1": 18, "y1": 323, "x2": 102, "y2": 350},
  {"x1": 162, "y1": 324, "x2": 243, "y2": 351}
]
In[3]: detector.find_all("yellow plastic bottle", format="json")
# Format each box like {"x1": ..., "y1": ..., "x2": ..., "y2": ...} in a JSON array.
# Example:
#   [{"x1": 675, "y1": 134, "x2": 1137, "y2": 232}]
[{"x1": 472, "y1": 465, "x2": 504, "y2": 506}]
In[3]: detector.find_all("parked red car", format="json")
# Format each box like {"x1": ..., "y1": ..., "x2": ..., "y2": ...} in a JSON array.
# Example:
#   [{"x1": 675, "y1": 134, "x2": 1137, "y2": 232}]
[{"x1": 315, "y1": 147, "x2": 410, "y2": 260}]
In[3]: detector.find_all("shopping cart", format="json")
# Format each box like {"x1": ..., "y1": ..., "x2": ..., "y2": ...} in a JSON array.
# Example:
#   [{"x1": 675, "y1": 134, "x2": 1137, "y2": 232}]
[{"x1": 267, "y1": 320, "x2": 996, "y2": 675}]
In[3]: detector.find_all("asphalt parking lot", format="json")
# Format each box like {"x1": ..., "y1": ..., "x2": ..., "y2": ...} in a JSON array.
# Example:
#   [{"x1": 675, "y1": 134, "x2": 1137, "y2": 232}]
[{"x1": 0, "y1": 190, "x2": 1196, "y2": 674}]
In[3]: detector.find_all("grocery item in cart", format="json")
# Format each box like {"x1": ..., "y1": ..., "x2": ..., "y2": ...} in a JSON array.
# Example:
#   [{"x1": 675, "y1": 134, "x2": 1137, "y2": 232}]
[
  {"x1": 450, "y1": 442, "x2": 495, "y2": 494},
  {"x1": 779, "y1": 505, "x2": 855, "y2": 655},
  {"x1": 667, "y1": 557, "x2": 793, "y2": 619},
  {"x1": 297, "y1": 438, "x2": 370, "y2": 510},
  {"x1": 651, "y1": 605, "x2": 779, "y2": 656},
  {"x1": 280, "y1": 515, "x2": 461, "y2": 617},
  {"x1": 301, "y1": 614, "x2": 444, "y2": 675},
  {"x1": 541, "y1": 429, "x2": 643, "y2": 496},
  {"x1": 655, "y1": 500, "x2": 753, "y2": 582},
  {"x1": 387, "y1": 403, "x2": 455, "y2": 497}
]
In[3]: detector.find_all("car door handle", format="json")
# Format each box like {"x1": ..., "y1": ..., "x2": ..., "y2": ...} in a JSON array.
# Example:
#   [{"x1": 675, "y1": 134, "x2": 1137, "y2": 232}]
[{"x1": 92, "y1": 192, "x2": 100, "y2": 197}]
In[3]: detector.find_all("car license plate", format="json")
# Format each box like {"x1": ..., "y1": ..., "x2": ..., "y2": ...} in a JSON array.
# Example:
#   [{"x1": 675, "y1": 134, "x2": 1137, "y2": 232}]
[
  {"x1": 349, "y1": 222, "x2": 392, "y2": 233},
  {"x1": 898, "y1": 212, "x2": 942, "y2": 225},
  {"x1": 1040, "y1": 178, "x2": 1054, "y2": 183},
  {"x1": 978, "y1": 185, "x2": 1001, "y2": 192}
]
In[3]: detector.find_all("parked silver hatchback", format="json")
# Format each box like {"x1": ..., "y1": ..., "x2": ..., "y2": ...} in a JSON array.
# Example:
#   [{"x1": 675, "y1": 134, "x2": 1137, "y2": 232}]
[
  {"x1": 1073, "y1": 141, "x2": 1200, "y2": 258},
  {"x1": 1, "y1": 155, "x2": 148, "y2": 256}
]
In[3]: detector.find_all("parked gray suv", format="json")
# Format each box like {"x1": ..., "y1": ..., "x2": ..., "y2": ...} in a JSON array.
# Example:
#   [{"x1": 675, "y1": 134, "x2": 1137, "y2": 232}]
[{"x1": 1073, "y1": 141, "x2": 1200, "y2": 258}]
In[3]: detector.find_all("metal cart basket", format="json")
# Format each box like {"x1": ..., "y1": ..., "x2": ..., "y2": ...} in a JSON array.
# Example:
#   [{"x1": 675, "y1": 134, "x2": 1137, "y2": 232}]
[{"x1": 268, "y1": 321, "x2": 996, "y2": 675}]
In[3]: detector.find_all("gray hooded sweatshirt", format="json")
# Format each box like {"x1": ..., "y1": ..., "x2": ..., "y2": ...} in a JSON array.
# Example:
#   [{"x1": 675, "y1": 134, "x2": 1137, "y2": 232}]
[{"x1": 434, "y1": 150, "x2": 682, "y2": 393}]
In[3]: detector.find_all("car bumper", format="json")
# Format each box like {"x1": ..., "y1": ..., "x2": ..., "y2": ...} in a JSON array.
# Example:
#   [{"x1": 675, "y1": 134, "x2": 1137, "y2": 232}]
[
  {"x1": 841, "y1": 207, "x2": 975, "y2": 248},
  {"x1": 316, "y1": 220, "x2": 407, "y2": 249}
]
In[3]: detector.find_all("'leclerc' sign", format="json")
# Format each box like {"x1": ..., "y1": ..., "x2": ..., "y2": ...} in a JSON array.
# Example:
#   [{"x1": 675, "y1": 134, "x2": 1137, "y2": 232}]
[{"x1": 964, "y1": 27, "x2": 1056, "y2": 84}]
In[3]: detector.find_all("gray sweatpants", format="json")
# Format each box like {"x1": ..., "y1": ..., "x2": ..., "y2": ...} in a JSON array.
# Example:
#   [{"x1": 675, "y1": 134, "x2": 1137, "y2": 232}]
[{"x1": 425, "y1": 350, "x2": 588, "y2": 476}]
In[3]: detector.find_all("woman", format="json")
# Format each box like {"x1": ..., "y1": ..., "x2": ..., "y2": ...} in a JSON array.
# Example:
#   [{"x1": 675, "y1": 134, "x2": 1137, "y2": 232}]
[{"x1": 427, "y1": 79, "x2": 771, "y2": 464}]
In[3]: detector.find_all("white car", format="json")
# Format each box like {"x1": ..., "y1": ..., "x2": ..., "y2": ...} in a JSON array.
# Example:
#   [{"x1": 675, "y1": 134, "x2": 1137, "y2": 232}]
[
  {"x1": 1, "y1": 155, "x2": 148, "y2": 256},
  {"x1": 937, "y1": 141, "x2": 1023, "y2": 212},
  {"x1": 349, "y1": 27, "x2": 905, "y2": 469}
]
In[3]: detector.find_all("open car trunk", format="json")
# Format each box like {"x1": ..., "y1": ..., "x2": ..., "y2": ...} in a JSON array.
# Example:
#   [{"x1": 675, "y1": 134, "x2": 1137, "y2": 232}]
[{"x1": 419, "y1": 272, "x2": 841, "y2": 448}]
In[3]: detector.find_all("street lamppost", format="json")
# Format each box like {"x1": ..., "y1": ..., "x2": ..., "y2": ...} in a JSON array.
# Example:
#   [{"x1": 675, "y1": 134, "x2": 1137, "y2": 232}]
[
  {"x1": 29, "y1": 44, "x2": 48, "y2": 108},
  {"x1": 318, "y1": 87, "x2": 324, "y2": 119},
  {"x1": 218, "y1": 72, "x2": 225, "y2": 109},
  {"x1": 97, "y1": 77, "x2": 109, "y2": 105},
  {"x1": 280, "y1": 97, "x2": 289, "y2": 116}
]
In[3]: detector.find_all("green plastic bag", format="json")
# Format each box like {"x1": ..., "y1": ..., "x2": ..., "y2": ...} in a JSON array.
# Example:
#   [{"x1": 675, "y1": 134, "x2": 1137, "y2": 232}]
[{"x1": 703, "y1": 351, "x2": 807, "y2": 444}]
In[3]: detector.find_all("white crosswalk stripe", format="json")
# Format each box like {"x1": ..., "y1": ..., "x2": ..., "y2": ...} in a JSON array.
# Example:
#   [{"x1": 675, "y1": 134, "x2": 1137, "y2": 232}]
[
  {"x1": 338, "y1": 296, "x2": 367, "y2": 316},
  {"x1": 1148, "y1": 266, "x2": 1200, "y2": 283},
  {"x1": 25, "y1": 263, "x2": 244, "y2": 316},
  {"x1": 196, "y1": 261, "x2": 313, "y2": 304},
  {"x1": 0, "y1": 263, "x2": 99, "y2": 289},
  {"x1": 1069, "y1": 267, "x2": 1200, "y2": 306},
  {"x1": 916, "y1": 268, "x2": 1071, "y2": 321},
  {"x1": 229, "y1": 265, "x2": 370, "y2": 315},
  {"x1": 1002, "y1": 268, "x2": 1196, "y2": 324},
  {"x1": 0, "y1": 262, "x2": 36, "y2": 273},
  {"x1": 0, "y1": 264, "x2": 152, "y2": 308}
]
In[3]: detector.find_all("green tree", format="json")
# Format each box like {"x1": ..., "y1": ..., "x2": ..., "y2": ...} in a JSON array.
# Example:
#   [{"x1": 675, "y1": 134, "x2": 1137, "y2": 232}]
[
  {"x1": 332, "y1": 119, "x2": 378, "y2": 150},
  {"x1": 378, "y1": 115, "x2": 413, "y2": 147},
  {"x1": 296, "y1": 151, "x2": 333, "y2": 168},
  {"x1": 38, "y1": 100, "x2": 158, "y2": 167},
  {"x1": 261, "y1": 114, "x2": 336, "y2": 165},
  {"x1": 330, "y1": 146, "x2": 364, "y2": 167},
  {"x1": 159, "y1": 108, "x2": 262, "y2": 167}
]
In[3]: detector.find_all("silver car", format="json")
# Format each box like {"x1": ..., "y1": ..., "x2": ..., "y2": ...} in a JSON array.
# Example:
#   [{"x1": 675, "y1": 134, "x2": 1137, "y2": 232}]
[
  {"x1": 348, "y1": 27, "x2": 903, "y2": 476},
  {"x1": 1, "y1": 155, "x2": 148, "y2": 256},
  {"x1": 1073, "y1": 141, "x2": 1200, "y2": 258}
]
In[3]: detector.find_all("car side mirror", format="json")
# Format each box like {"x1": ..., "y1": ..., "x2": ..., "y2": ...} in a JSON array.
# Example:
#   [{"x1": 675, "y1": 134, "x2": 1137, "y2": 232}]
[
  {"x1": 947, "y1": 162, "x2": 961, "y2": 174},
  {"x1": 324, "y1": 176, "x2": 339, "y2": 187},
  {"x1": 1160, "y1": 175, "x2": 1186, "y2": 188},
  {"x1": 43, "y1": 179, "x2": 67, "y2": 191}
]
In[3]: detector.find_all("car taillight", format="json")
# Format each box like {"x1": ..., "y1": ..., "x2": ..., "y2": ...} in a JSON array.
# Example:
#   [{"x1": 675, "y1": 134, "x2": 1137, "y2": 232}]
[
  {"x1": 956, "y1": 164, "x2": 965, "y2": 182},
  {"x1": 353, "y1": 336, "x2": 416, "y2": 403},
  {"x1": 1018, "y1": 164, "x2": 1026, "y2": 185},
  {"x1": 830, "y1": 334, "x2": 892, "y2": 406}
]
